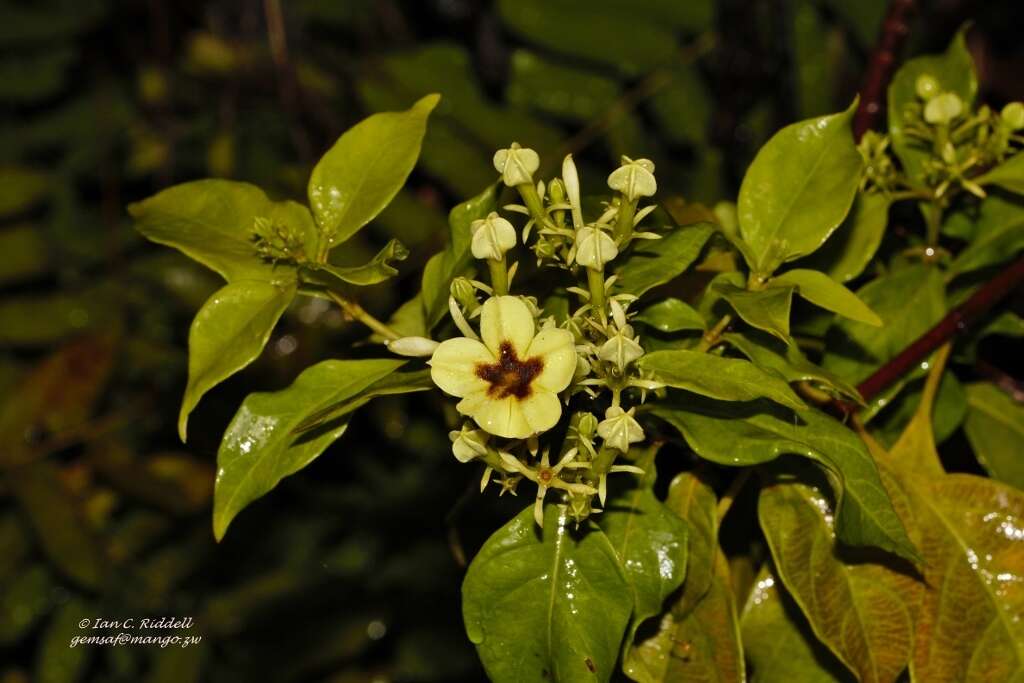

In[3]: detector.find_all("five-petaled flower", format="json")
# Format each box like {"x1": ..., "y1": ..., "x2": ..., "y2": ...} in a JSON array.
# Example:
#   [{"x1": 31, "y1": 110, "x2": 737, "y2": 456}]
[{"x1": 429, "y1": 296, "x2": 576, "y2": 439}]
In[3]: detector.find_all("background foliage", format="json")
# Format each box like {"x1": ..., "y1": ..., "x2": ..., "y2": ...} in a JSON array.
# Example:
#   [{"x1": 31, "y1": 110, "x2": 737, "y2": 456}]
[{"x1": 1, "y1": 0, "x2": 1023, "y2": 681}]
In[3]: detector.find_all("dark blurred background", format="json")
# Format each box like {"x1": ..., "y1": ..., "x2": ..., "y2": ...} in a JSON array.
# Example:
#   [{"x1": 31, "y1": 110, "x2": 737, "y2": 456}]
[{"x1": 1, "y1": 1, "x2": 1023, "y2": 681}]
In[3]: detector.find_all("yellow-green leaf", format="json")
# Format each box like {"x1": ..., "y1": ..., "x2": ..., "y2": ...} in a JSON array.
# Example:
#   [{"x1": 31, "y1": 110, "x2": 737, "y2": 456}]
[
  {"x1": 771, "y1": 268, "x2": 882, "y2": 325},
  {"x1": 963, "y1": 382, "x2": 1024, "y2": 490}
]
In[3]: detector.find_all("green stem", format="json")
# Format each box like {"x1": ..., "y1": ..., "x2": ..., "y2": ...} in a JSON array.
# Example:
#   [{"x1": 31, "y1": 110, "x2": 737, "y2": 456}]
[
  {"x1": 695, "y1": 314, "x2": 732, "y2": 352},
  {"x1": 920, "y1": 200, "x2": 943, "y2": 247},
  {"x1": 586, "y1": 267, "x2": 607, "y2": 323},
  {"x1": 327, "y1": 291, "x2": 400, "y2": 341},
  {"x1": 518, "y1": 182, "x2": 547, "y2": 227},
  {"x1": 488, "y1": 257, "x2": 509, "y2": 295},
  {"x1": 612, "y1": 197, "x2": 637, "y2": 243}
]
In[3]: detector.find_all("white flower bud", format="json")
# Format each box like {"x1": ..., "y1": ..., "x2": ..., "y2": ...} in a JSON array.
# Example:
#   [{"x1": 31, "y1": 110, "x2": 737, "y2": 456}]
[
  {"x1": 562, "y1": 154, "x2": 584, "y2": 229},
  {"x1": 575, "y1": 226, "x2": 618, "y2": 269},
  {"x1": 1002, "y1": 102, "x2": 1024, "y2": 131},
  {"x1": 924, "y1": 92, "x2": 963, "y2": 125},
  {"x1": 470, "y1": 212, "x2": 517, "y2": 261},
  {"x1": 386, "y1": 336, "x2": 439, "y2": 357},
  {"x1": 449, "y1": 425, "x2": 489, "y2": 463},
  {"x1": 599, "y1": 329, "x2": 644, "y2": 371},
  {"x1": 607, "y1": 156, "x2": 657, "y2": 202},
  {"x1": 915, "y1": 74, "x2": 940, "y2": 101},
  {"x1": 597, "y1": 406, "x2": 645, "y2": 453},
  {"x1": 493, "y1": 142, "x2": 539, "y2": 187}
]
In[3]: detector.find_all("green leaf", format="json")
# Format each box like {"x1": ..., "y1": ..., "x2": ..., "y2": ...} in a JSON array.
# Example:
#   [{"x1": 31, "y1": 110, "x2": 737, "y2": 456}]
[
  {"x1": 947, "y1": 193, "x2": 1024, "y2": 277},
  {"x1": 806, "y1": 191, "x2": 892, "y2": 282},
  {"x1": 5, "y1": 461, "x2": 106, "y2": 589},
  {"x1": 419, "y1": 184, "x2": 497, "y2": 328},
  {"x1": 129, "y1": 179, "x2": 313, "y2": 283},
  {"x1": 771, "y1": 268, "x2": 882, "y2": 325},
  {"x1": 963, "y1": 382, "x2": 1024, "y2": 490},
  {"x1": 600, "y1": 457, "x2": 689, "y2": 659},
  {"x1": 759, "y1": 473, "x2": 918, "y2": 683},
  {"x1": 741, "y1": 565, "x2": 855, "y2": 682},
  {"x1": 463, "y1": 504, "x2": 633, "y2": 683},
  {"x1": 711, "y1": 282, "x2": 794, "y2": 341},
  {"x1": 308, "y1": 94, "x2": 438, "y2": 252},
  {"x1": 888, "y1": 28, "x2": 977, "y2": 182},
  {"x1": 0, "y1": 224, "x2": 50, "y2": 285},
  {"x1": 507, "y1": 50, "x2": 619, "y2": 123},
  {"x1": 614, "y1": 223, "x2": 714, "y2": 297},
  {"x1": 0, "y1": 564, "x2": 53, "y2": 645},
  {"x1": 302, "y1": 238, "x2": 409, "y2": 287},
  {"x1": 652, "y1": 400, "x2": 919, "y2": 563},
  {"x1": 736, "y1": 102, "x2": 863, "y2": 273},
  {"x1": 0, "y1": 166, "x2": 48, "y2": 217},
  {"x1": 634, "y1": 298, "x2": 705, "y2": 333},
  {"x1": 625, "y1": 472, "x2": 745, "y2": 683},
  {"x1": 213, "y1": 360, "x2": 427, "y2": 540},
  {"x1": 723, "y1": 331, "x2": 861, "y2": 403},
  {"x1": 823, "y1": 264, "x2": 946, "y2": 385},
  {"x1": 179, "y1": 280, "x2": 295, "y2": 442},
  {"x1": 976, "y1": 151, "x2": 1024, "y2": 195},
  {"x1": 37, "y1": 598, "x2": 93, "y2": 683},
  {"x1": 639, "y1": 349, "x2": 805, "y2": 411}
]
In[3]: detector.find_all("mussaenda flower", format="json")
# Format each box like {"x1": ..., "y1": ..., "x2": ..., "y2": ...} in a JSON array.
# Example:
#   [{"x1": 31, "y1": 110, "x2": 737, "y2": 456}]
[{"x1": 429, "y1": 296, "x2": 576, "y2": 439}]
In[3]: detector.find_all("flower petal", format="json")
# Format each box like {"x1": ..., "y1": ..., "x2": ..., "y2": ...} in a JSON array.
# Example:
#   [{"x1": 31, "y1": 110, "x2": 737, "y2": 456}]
[
  {"x1": 470, "y1": 395, "x2": 532, "y2": 439},
  {"x1": 527, "y1": 328, "x2": 576, "y2": 393},
  {"x1": 520, "y1": 391, "x2": 562, "y2": 435},
  {"x1": 429, "y1": 337, "x2": 492, "y2": 397},
  {"x1": 480, "y1": 295, "x2": 535, "y2": 356}
]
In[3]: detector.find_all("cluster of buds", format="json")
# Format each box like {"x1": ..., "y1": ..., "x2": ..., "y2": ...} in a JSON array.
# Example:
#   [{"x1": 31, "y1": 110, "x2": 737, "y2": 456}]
[
  {"x1": 392, "y1": 143, "x2": 668, "y2": 525},
  {"x1": 251, "y1": 215, "x2": 308, "y2": 265}
]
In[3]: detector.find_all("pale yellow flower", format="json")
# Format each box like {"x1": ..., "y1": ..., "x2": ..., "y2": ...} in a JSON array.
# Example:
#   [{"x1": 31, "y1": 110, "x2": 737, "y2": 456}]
[{"x1": 429, "y1": 296, "x2": 576, "y2": 439}]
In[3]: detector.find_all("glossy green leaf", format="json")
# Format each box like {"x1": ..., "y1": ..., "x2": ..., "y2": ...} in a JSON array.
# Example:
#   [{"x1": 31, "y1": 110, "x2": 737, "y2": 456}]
[
  {"x1": 976, "y1": 151, "x2": 1024, "y2": 194},
  {"x1": 963, "y1": 382, "x2": 1024, "y2": 489},
  {"x1": 129, "y1": 179, "x2": 313, "y2": 283},
  {"x1": 600, "y1": 457, "x2": 689, "y2": 658},
  {"x1": 625, "y1": 472, "x2": 744, "y2": 683},
  {"x1": 947, "y1": 194, "x2": 1024, "y2": 277},
  {"x1": 723, "y1": 331, "x2": 860, "y2": 402},
  {"x1": 736, "y1": 103, "x2": 863, "y2": 273},
  {"x1": 463, "y1": 504, "x2": 633, "y2": 683},
  {"x1": 635, "y1": 298, "x2": 705, "y2": 333},
  {"x1": 639, "y1": 349, "x2": 805, "y2": 411},
  {"x1": 308, "y1": 94, "x2": 437, "y2": 252},
  {"x1": 652, "y1": 400, "x2": 919, "y2": 562},
  {"x1": 741, "y1": 566, "x2": 855, "y2": 682},
  {"x1": 711, "y1": 282, "x2": 794, "y2": 341},
  {"x1": 213, "y1": 360, "x2": 427, "y2": 540},
  {"x1": 823, "y1": 264, "x2": 946, "y2": 384},
  {"x1": 6, "y1": 461, "x2": 107, "y2": 589},
  {"x1": 179, "y1": 280, "x2": 295, "y2": 442},
  {"x1": 888, "y1": 29, "x2": 977, "y2": 181},
  {"x1": 872, "y1": 364, "x2": 965, "y2": 446},
  {"x1": 807, "y1": 192, "x2": 891, "y2": 282},
  {"x1": 615, "y1": 223, "x2": 714, "y2": 297},
  {"x1": 419, "y1": 184, "x2": 497, "y2": 328},
  {"x1": 759, "y1": 475, "x2": 917, "y2": 683},
  {"x1": 303, "y1": 238, "x2": 409, "y2": 287},
  {"x1": 772, "y1": 268, "x2": 882, "y2": 325}
]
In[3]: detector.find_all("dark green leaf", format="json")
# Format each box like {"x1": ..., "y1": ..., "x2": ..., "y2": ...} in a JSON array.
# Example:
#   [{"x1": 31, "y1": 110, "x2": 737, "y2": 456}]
[
  {"x1": 463, "y1": 504, "x2": 633, "y2": 683},
  {"x1": 615, "y1": 223, "x2": 714, "y2": 297},
  {"x1": 179, "y1": 280, "x2": 295, "y2": 442},
  {"x1": 37, "y1": 598, "x2": 93, "y2": 683},
  {"x1": 308, "y1": 94, "x2": 437, "y2": 252},
  {"x1": 737, "y1": 103, "x2": 863, "y2": 273},
  {"x1": 635, "y1": 298, "x2": 705, "y2": 333},
  {"x1": 507, "y1": 50, "x2": 619, "y2": 123},
  {"x1": 976, "y1": 151, "x2": 1024, "y2": 195},
  {"x1": 888, "y1": 28, "x2": 977, "y2": 182},
  {"x1": 129, "y1": 179, "x2": 313, "y2": 283},
  {"x1": 711, "y1": 282, "x2": 794, "y2": 341},
  {"x1": 652, "y1": 400, "x2": 919, "y2": 563},
  {"x1": 0, "y1": 166, "x2": 48, "y2": 217},
  {"x1": 806, "y1": 191, "x2": 891, "y2": 283},
  {"x1": 947, "y1": 194, "x2": 1024, "y2": 277},
  {"x1": 772, "y1": 268, "x2": 882, "y2": 325},
  {"x1": 639, "y1": 349, "x2": 805, "y2": 411},
  {"x1": 213, "y1": 360, "x2": 428, "y2": 540},
  {"x1": 963, "y1": 382, "x2": 1024, "y2": 489}
]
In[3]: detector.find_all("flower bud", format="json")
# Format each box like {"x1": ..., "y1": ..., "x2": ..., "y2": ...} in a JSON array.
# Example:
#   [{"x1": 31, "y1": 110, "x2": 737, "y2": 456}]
[
  {"x1": 915, "y1": 74, "x2": 940, "y2": 101},
  {"x1": 449, "y1": 424, "x2": 489, "y2": 463},
  {"x1": 1001, "y1": 102, "x2": 1024, "y2": 131},
  {"x1": 576, "y1": 412, "x2": 599, "y2": 440},
  {"x1": 575, "y1": 226, "x2": 618, "y2": 269},
  {"x1": 924, "y1": 92, "x2": 963, "y2": 125},
  {"x1": 599, "y1": 330, "x2": 644, "y2": 371},
  {"x1": 450, "y1": 277, "x2": 479, "y2": 311},
  {"x1": 597, "y1": 406, "x2": 645, "y2": 453},
  {"x1": 562, "y1": 154, "x2": 584, "y2": 228},
  {"x1": 470, "y1": 212, "x2": 517, "y2": 261},
  {"x1": 387, "y1": 336, "x2": 440, "y2": 357},
  {"x1": 493, "y1": 142, "x2": 539, "y2": 187},
  {"x1": 607, "y1": 156, "x2": 657, "y2": 202},
  {"x1": 548, "y1": 177, "x2": 566, "y2": 204}
]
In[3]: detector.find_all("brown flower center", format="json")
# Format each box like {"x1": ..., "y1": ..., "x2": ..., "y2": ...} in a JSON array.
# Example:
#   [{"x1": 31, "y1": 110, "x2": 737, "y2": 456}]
[{"x1": 475, "y1": 341, "x2": 544, "y2": 400}]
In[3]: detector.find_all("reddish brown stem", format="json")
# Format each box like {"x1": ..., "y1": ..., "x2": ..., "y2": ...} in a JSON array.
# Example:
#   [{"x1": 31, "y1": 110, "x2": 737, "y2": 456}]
[
  {"x1": 855, "y1": 256, "x2": 1024, "y2": 403},
  {"x1": 853, "y1": 0, "x2": 917, "y2": 141}
]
